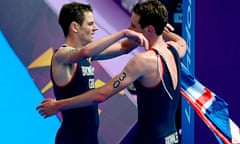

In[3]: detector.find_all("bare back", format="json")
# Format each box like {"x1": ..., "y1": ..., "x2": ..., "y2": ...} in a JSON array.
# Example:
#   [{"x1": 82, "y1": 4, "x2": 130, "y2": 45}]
[{"x1": 137, "y1": 45, "x2": 179, "y2": 90}]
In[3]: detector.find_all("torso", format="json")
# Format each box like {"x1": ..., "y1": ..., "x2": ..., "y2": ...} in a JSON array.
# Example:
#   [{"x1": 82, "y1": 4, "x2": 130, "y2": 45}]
[
  {"x1": 50, "y1": 47, "x2": 99, "y2": 144},
  {"x1": 133, "y1": 45, "x2": 181, "y2": 143},
  {"x1": 51, "y1": 55, "x2": 78, "y2": 87}
]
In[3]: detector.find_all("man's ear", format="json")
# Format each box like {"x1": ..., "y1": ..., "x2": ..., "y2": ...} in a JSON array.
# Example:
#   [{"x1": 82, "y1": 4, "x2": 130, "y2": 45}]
[
  {"x1": 70, "y1": 21, "x2": 80, "y2": 33},
  {"x1": 145, "y1": 25, "x2": 155, "y2": 36}
]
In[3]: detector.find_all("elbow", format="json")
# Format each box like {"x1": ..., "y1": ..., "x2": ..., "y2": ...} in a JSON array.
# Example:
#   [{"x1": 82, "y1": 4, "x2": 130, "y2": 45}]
[
  {"x1": 82, "y1": 49, "x2": 92, "y2": 58},
  {"x1": 183, "y1": 41, "x2": 187, "y2": 56},
  {"x1": 121, "y1": 40, "x2": 137, "y2": 55},
  {"x1": 179, "y1": 40, "x2": 187, "y2": 58}
]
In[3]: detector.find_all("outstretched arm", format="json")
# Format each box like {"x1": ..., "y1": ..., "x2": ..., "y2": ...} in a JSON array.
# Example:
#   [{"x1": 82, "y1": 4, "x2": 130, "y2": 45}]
[
  {"x1": 163, "y1": 24, "x2": 187, "y2": 58},
  {"x1": 37, "y1": 55, "x2": 145, "y2": 118},
  {"x1": 92, "y1": 30, "x2": 148, "y2": 60},
  {"x1": 57, "y1": 29, "x2": 148, "y2": 64}
]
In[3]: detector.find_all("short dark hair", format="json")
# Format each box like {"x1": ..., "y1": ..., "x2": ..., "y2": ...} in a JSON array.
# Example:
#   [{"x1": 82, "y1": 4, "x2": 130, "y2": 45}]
[
  {"x1": 132, "y1": 0, "x2": 168, "y2": 35},
  {"x1": 58, "y1": 2, "x2": 93, "y2": 37}
]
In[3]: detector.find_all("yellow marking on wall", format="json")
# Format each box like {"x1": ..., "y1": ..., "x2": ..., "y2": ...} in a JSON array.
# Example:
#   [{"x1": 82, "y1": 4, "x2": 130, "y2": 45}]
[
  {"x1": 28, "y1": 48, "x2": 53, "y2": 69},
  {"x1": 41, "y1": 81, "x2": 53, "y2": 93},
  {"x1": 95, "y1": 79, "x2": 105, "y2": 88}
]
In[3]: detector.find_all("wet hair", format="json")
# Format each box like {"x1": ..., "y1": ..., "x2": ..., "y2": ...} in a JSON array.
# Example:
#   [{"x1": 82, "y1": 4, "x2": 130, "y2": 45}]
[
  {"x1": 132, "y1": 0, "x2": 168, "y2": 35},
  {"x1": 58, "y1": 2, "x2": 93, "y2": 37}
]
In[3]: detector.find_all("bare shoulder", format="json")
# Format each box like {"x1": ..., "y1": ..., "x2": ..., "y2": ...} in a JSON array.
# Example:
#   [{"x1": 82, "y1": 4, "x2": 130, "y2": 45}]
[
  {"x1": 130, "y1": 51, "x2": 150, "y2": 64},
  {"x1": 54, "y1": 46, "x2": 81, "y2": 64},
  {"x1": 54, "y1": 46, "x2": 73, "y2": 57},
  {"x1": 126, "y1": 51, "x2": 154, "y2": 72}
]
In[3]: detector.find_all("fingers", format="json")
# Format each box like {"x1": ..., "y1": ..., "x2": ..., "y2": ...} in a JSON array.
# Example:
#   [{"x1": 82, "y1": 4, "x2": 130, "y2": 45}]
[
  {"x1": 167, "y1": 23, "x2": 175, "y2": 31},
  {"x1": 140, "y1": 36, "x2": 149, "y2": 50},
  {"x1": 126, "y1": 29, "x2": 148, "y2": 49},
  {"x1": 36, "y1": 99, "x2": 49, "y2": 112},
  {"x1": 38, "y1": 108, "x2": 47, "y2": 118},
  {"x1": 164, "y1": 23, "x2": 175, "y2": 32},
  {"x1": 139, "y1": 38, "x2": 148, "y2": 50},
  {"x1": 143, "y1": 37, "x2": 149, "y2": 50},
  {"x1": 36, "y1": 98, "x2": 56, "y2": 118},
  {"x1": 134, "y1": 34, "x2": 148, "y2": 50},
  {"x1": 36, "y1": 104, "x2": 49, "y2": 118}
]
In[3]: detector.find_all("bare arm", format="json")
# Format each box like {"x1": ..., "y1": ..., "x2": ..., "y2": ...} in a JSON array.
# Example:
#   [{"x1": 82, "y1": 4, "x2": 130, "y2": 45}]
[
  {"x1": 37, "y1": 55, "x2": 145, "y2": 118},
  {"x1": 162, "y1": 24, "x2": 187, "y2": 58},
  {"x1": 91, "y1": 39, "x2": 138, "y2": 60},
  {"x1": 92, "y1": 30, "x2": 148, "y2": 60},
  {"x1": 57, "y1": 29, "x2": 148, "y2": 64}
]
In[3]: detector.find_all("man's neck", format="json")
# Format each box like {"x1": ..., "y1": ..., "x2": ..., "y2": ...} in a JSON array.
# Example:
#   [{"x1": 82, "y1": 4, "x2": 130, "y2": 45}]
[
  {"x1": 65, "y1": 37, "x2": 84, "y2": 49},
  {"x1": 149, "y1": 35, "x2": 165, "y2": 49}
]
